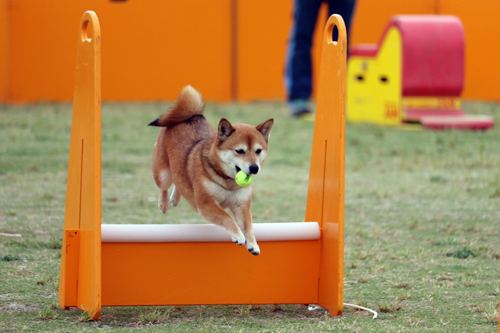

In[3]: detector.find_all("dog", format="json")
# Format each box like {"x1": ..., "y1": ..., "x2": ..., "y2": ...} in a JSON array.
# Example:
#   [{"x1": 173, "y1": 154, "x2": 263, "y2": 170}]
[{"x1": 149, "y1": 85, "x2": 273, "y2": 255}]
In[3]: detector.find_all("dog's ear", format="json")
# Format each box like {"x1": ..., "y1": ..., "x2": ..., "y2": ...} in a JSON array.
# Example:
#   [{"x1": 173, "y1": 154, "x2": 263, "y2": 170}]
[
  {"x1": 218, "y1": 118, "x2": 235, "y2": 140},
  {"x1": 256, "y1": 118, "x2": 274, "y2": 142}
]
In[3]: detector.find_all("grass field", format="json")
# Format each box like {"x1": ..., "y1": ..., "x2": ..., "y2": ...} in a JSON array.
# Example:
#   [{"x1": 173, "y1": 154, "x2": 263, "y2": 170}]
[{"x1": 0, "y1": 100, "x2": 499, "y2": 332}]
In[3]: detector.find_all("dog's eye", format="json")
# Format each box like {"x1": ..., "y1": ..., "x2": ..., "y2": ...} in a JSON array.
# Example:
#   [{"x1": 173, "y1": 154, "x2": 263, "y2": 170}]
[
  {"x1": 235, "y1": 149, "x2": 245, "y2": 155},
  {"x1": 255, "y1": 149, "x2": 262, "y2": 154}
]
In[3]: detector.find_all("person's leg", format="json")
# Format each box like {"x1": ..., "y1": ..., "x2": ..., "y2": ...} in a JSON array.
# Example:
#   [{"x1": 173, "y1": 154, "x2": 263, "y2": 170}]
[{"x1": 285, "y1": 0, "x2": 323, "y2": 116}]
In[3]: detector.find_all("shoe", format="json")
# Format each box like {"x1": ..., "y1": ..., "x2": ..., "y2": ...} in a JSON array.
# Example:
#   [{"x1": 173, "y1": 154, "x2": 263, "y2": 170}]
[
  {"x1": 288, "y1": 100, "x2": 314, "y2": 120},
  {"x1": 288, "y1": 99, "x2": 312, "y2": 118}
]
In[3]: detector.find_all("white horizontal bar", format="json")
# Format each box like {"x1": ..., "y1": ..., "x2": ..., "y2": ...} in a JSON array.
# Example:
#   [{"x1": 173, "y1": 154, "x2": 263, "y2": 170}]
[{"x1": 101, "y1": 222, "x2": 320, "y2": 243}]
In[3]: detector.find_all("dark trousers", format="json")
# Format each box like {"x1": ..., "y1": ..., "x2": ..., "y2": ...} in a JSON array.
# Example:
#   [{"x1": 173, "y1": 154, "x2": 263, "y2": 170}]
[{"x1": 285, "y1": 0, "x2": 356, "y2": 102}]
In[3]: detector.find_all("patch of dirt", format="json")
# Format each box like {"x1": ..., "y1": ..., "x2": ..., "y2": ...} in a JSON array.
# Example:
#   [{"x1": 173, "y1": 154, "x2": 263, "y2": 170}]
[{"x1": 1, "y1": 302, "x2": 38, "y2": 312}]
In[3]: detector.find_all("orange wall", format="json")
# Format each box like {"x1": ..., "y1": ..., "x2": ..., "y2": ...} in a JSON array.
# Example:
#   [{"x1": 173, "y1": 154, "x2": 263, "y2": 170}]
[
  {"x1": 97, "y1": 0, "x2": 232, "y2": 102},
  {"x1": 236, "y1": 1, "x2": 327, "y2": 102},
  {"x1": 9, "y1": 0, "x2": 86, "y2": 102},
  {"x1": 236, "y1": 0, "x2": 292, "y2": 102},
  {"x1": 439, "y1": 0, "x2": 500, "y2": 101},
  {"x1": 350, "y1": 0, "x2": 437, "y2": 45},
  {"x1": 2, "y1": 0, "x2": 500, "y2": 103},
  {"x1": 9, "y1": 0, "x2": 232, "y2": 102},
  {"x1": 0, "y1": 0, "x2": 8, "y2": 102}
]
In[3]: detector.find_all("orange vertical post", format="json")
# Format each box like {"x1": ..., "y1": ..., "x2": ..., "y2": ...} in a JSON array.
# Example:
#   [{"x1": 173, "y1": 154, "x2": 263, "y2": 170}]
[
  {"x1": 59, "y1": 11, "x2": 102, "y2": 320},
  {"x1": 0, "y1": 0, "x2": 9, "y2": 102},
  {"x1": 305, "y1": 14, "x2": 346, "y2": 316}
]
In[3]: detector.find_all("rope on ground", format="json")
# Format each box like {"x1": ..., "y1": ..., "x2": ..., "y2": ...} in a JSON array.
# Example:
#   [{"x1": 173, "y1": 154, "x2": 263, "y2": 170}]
[{"x1": 308, "y1": 303, "x2": 378, "y2": 319}]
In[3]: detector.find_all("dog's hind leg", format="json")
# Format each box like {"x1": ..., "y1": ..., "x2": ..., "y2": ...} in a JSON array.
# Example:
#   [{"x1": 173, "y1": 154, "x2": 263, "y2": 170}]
[
  {"x1": 157, "y1": 169, "x2": 172, "y2": 213},
  {"x1": 170, "y1": 185, "x2": 182, "y2": 207}
]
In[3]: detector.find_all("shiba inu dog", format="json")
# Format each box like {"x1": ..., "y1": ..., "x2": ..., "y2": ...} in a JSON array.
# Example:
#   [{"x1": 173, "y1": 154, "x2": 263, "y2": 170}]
[{"x1": 149, "y1": 86, "x2": 274, "y2": 255}]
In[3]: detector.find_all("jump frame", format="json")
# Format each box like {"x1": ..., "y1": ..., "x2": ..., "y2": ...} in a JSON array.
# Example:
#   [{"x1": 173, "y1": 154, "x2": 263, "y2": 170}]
[{"x1": 58, "y1": 11, "x2": 347, "y2": 320}]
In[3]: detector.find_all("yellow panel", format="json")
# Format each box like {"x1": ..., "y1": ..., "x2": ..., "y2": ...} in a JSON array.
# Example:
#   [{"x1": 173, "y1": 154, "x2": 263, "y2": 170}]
[
  {"x1": 347, "y1": 27, "x2": 402, "y2": 125},
  {"x1": 375, "y1": 28, "x2": 402, "y2": 125},
  {"x1": 347, "y1": 57, "x2": 377, "y2": 123}
]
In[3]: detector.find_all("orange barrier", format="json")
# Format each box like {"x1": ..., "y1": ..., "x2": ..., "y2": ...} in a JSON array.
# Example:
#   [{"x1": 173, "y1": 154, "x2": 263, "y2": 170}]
[
  {"x1": 1, "y1": 0, "x2": 500, "y2": 103},
  {"x1": 58, "y1": 11, "x2": 347, "y2": 320}
]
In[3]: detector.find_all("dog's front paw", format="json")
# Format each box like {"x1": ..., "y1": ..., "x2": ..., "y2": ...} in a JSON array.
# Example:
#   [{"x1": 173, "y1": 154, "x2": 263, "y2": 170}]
[
  {"x1": 246, "y1": 241, "x2": 260, "y2": 256},
  {"x1": 230, "y1": 230, "x2": 246, "y2": 246}
]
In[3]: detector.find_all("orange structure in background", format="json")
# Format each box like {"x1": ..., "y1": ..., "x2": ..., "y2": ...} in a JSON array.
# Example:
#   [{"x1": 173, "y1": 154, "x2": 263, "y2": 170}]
[
  {"x1": 0, "y1": 0, "x2": 499, "y2": 103},
  {"x1": 58, "y1": 11, "x2": 347, "y2": 320}
]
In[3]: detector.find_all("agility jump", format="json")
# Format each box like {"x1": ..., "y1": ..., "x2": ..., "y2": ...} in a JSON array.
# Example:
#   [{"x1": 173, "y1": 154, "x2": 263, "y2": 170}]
[{"x1": 58, "y1": 11, "x2": 347, "y2": 320}]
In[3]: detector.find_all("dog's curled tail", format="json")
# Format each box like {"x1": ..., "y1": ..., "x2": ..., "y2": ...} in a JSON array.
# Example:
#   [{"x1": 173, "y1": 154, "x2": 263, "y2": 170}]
[{"x1": 149, "y1": 85, "x2": 204, "y2": 127}]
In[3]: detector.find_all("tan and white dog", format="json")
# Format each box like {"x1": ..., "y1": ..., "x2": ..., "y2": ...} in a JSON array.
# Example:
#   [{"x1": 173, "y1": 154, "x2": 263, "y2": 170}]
[{"x1": 149, "y1": 86, "x2": 273, "y2": 255}]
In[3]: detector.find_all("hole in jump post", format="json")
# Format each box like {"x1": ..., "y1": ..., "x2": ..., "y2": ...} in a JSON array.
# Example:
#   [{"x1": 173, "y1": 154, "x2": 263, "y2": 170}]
[
  {"x1": 331, "y1": 24, "x2": 339, "y2": 43},
  {"x1": 81, "y1": 20, "x2": 92, "y2": 42}
]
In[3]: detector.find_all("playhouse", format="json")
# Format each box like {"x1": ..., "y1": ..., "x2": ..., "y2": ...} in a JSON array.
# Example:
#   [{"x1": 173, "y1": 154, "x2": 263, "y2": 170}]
[{"x1": 347, "y1": 15, "x2": 494, "y2": 130}]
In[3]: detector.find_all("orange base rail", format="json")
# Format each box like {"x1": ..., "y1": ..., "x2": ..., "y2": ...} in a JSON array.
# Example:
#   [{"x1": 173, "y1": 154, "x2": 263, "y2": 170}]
[{"x1": 58, "y1": 11, "x2": 347, "y2": 321}]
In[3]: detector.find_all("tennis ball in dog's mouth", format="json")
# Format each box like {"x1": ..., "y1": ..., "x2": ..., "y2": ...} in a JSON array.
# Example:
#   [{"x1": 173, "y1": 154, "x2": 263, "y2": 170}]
[{"x1": 235, "y1": 170, "x2": 252, "y2": 187}]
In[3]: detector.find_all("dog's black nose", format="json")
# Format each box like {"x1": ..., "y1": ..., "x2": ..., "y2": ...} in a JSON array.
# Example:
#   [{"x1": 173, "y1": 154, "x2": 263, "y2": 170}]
[{"x1": 249, "y1": 164, "x2": 260, "y2": 175}]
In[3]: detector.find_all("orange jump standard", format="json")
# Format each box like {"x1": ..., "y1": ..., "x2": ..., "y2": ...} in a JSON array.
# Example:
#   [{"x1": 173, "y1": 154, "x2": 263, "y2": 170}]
[{"x1": 58, "y1": 11, "x2": 347, "y2": 320}]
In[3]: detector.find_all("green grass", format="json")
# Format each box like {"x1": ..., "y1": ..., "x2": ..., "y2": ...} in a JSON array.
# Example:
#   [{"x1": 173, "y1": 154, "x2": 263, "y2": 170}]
[{"x1": 1, "y1": 100, "x2": 500, "y2": 332}]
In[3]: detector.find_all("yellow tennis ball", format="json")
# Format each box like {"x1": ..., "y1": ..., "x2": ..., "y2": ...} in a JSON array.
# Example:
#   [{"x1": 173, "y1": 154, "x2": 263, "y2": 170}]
[{"x1": 235, "y1": 170, "x2": 252, "y2": 187}]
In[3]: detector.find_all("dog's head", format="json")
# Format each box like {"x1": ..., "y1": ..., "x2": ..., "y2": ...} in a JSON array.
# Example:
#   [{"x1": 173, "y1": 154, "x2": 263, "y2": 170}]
[{"x1": 216, "y1": 118, "x2": 274, "y2": 179}]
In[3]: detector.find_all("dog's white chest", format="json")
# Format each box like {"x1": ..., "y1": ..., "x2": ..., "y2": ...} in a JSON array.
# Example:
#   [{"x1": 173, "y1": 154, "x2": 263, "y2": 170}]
[{"x1": 203, "y1": 180, "x2": 251, "y2": 208}]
